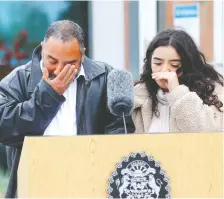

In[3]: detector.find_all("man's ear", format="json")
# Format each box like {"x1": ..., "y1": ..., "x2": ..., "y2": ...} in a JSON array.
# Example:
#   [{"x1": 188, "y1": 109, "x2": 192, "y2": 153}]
[
  {"x1": 81, "y1": 48, "x2": 86, "y2": 63},
  {"x1": 41, "y1": 41, "x2": 44, "y2": 57}
]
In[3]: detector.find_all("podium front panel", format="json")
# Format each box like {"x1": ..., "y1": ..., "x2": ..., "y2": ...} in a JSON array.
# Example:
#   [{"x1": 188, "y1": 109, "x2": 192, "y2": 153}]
[{"x1": 18, "y1": 133, "x2": 223, "y2": 198}]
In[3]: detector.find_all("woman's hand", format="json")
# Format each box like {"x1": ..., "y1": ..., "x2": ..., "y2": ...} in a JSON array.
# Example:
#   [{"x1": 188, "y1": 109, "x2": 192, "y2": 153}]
[{"x1": 152, "y1": 72, "x2": 180, "y2": 92}]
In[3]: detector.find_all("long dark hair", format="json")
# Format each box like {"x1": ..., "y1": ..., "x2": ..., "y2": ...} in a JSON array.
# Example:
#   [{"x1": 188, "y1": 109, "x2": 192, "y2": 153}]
[{"x1": 138, "y1": 28, "x2": 223, "y2": 116}]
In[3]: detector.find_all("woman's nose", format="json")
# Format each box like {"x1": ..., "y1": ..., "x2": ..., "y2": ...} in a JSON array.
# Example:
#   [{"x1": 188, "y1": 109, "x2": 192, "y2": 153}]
[{"x1": 161, "y1": 64, "x2": 171, "y2": 72}]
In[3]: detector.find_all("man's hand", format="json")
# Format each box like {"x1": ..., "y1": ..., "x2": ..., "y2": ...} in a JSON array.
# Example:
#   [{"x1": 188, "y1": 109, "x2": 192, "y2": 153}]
[
  {"x1": 42, "y1": 64, "x2": 78, "y2": 95},
  {"x1": 152, "y1": 72, "x2": 179, "y2": 92}
]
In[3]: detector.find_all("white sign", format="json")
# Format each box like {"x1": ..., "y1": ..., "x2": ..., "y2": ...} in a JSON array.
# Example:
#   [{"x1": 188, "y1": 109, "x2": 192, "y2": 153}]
[{"x1": 173, "y1": 4, "x2": 200, "y2": 46}]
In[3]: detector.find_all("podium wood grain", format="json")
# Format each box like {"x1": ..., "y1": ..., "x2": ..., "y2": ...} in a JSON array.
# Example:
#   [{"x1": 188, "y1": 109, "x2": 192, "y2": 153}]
[{"x1": 18, "y1": 133, "x2": 223, "y2": 198}]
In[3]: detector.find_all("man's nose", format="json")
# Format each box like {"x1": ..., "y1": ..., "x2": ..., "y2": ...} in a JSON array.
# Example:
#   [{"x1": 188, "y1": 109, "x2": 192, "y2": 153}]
[{"x1": 53, "y1": 64, "x2": 63, "y2": 76}]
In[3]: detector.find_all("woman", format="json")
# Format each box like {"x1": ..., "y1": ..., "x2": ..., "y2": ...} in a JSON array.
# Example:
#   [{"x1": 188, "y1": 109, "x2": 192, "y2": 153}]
[{"x1": 132, "y1": 29, "x2": 223, "y2": 133}]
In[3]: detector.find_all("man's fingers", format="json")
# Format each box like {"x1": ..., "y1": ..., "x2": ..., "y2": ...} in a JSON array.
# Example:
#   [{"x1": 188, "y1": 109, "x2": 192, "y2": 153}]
[
  {"x1": 62, "y1": 65, "x2": 76, "y2": 83},
  {"x1": 42, "y1": 68, "x2": 49, "y2": 81},
  {"x1": 56, "y1": 64, "x2": 71, "y2": 80},
  {"x1": 65, "y1": 68, "x2": 78, "y2": 85}
]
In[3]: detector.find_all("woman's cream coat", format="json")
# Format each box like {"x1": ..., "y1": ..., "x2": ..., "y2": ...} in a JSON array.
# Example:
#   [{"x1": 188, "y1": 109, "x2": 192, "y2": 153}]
[{"x1": 132, "y1": 83, "x2": 224, "y2": 133}]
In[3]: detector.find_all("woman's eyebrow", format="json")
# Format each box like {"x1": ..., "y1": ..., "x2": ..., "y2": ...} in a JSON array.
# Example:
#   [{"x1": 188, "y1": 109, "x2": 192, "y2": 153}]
[
  {"x1": 170, "y1": 59, "x2": 181, "y2": 62},
  {"x1": 153, "y1": 57, "x2": 163, "y2": 61}
]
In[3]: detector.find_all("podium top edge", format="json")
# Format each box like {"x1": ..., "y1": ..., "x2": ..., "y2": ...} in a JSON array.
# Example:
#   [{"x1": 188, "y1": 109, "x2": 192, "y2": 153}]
[{"x1": 24, "y1": 132, "x2": 223, "y2": 140}]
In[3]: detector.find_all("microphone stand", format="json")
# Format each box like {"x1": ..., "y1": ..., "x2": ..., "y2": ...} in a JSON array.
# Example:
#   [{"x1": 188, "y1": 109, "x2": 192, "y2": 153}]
[{"x1": 122, "y1": 112, "x2": 127, "y2": 134}]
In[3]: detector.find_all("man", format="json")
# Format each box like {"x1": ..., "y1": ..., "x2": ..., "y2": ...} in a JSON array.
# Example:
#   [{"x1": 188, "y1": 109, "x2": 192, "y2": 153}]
[{"x1": 0, "y1": 20, "x2": 135, "y2": 198}]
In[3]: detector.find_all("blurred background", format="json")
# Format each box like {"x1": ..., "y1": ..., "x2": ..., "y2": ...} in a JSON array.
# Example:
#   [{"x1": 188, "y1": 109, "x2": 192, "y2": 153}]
[{"x1": 0, "y1": 0, "x2": 223, "y2": 197}]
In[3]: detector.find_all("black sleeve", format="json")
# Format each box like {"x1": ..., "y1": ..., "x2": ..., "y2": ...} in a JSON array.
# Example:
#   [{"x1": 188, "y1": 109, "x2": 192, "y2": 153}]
[
  {"x1": 104, "y1": 114, "x2": 135, "y2": 134},
  {"x1": 0, "y1": 80, "x2": 65, "y2": 147}
]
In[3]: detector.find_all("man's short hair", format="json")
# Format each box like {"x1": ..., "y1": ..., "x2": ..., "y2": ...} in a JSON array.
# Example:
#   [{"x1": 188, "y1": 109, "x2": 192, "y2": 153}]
[{"x1": 44, "y1": 20, "x2": 85, "y2": 51}]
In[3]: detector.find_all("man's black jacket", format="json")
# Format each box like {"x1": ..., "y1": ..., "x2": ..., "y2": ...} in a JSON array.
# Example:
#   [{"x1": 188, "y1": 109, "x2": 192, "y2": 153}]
[{"x1": 0, "y1": 45, "x2": 135, "y2": 198}]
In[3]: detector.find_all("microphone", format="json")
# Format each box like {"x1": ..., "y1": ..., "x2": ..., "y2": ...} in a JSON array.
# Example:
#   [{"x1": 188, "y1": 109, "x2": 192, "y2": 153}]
[{"x1": 107, "y1": 69, "x2": 134, "y2": 134}]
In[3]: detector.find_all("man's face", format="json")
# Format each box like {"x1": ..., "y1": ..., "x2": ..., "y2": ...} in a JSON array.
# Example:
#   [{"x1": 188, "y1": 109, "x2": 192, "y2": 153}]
[{"x1": 41, "y1": 37, "x2": 85, "y2": 79}]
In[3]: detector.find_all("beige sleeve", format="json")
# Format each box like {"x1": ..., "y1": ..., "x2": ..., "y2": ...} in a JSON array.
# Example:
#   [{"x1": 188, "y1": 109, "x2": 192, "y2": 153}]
[
  {"x1": 132, "y1": 108, "x2": 145, "y2": 134},
  {"x1": 167, "y1": 85, "x2": 224, "y2": 132}
]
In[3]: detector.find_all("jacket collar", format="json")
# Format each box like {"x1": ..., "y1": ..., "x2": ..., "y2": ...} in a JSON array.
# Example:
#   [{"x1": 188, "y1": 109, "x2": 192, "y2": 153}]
[
  {"x1": 82, "y1": 56, "x2": 105, "y2": 82},
  {"x1": 28, "y1": 45, "x2": 106, "y2": 92}
]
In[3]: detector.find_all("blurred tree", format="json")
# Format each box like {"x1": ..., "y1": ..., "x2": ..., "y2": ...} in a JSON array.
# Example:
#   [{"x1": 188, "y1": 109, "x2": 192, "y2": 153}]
[
  {"x1": 0, "y1": 2, "x2": 50, "y2": 45},
  {"x1": 23, "y1": 6, "x2": 50, "y2": 44}
]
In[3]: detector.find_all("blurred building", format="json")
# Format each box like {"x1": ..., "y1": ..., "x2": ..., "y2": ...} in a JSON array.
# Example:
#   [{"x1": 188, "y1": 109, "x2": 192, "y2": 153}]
[
  {"x1": 90, "y1": 0, "x2": 224, "y2": 79},
  {"x1": 0, "y1": 1, "x2": 223, "y2": 80}
]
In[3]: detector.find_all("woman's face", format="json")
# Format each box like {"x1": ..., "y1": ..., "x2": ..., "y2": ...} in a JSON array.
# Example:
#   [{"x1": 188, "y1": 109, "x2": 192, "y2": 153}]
[{"x1": 151, "y1": 46, "x2": 182, "y2": 90}]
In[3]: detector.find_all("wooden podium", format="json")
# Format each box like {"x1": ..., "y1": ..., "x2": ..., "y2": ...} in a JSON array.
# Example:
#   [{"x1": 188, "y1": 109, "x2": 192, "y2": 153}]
[{"x1": 18, "y1": 133, "x2": 223, "y2": 198}]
